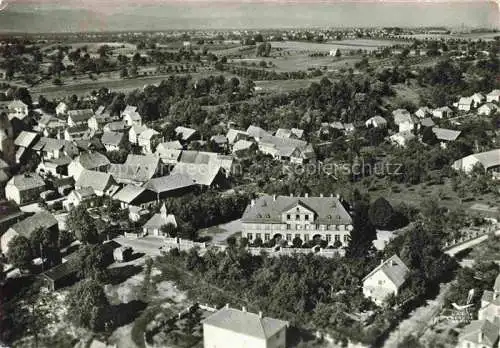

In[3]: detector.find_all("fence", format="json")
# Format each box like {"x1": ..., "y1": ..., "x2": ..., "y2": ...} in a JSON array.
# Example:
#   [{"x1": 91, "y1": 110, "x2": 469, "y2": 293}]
[
  {"x1": 247, "y1": 246, "x2": 345, "y2": 258},
  {"x1": 163, "y1": 237, "x2": 208, "y2": 251}
]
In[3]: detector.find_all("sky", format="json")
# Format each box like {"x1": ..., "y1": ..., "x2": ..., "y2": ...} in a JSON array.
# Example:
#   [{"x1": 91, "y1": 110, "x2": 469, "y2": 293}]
[{"x1": 0, "y1": 0, "x2": 497, "y2": 32}]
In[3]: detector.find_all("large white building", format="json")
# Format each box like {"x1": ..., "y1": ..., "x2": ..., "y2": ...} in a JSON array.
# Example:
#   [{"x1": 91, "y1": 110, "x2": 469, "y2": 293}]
[
  {"x1": 202, "y1": 305, "x2": 288, "y2": 348},
  {"x1": 452, "y1": 149, "x2": 500, "y2": 178},
  {"x1": 241, "y1": 194, "x2": 352, "y2": 246}
]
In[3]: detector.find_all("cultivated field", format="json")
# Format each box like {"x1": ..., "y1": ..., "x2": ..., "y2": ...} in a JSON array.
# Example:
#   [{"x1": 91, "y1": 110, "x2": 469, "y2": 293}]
[{"x1": 269, "y1": 39, "x2": 407, "y2": 53}]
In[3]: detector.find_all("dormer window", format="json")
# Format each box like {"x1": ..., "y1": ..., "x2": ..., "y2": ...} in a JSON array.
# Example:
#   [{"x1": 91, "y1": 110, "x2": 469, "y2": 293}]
[{"x1": 305, "y1": 215, "x2": 309, "y2": 221}]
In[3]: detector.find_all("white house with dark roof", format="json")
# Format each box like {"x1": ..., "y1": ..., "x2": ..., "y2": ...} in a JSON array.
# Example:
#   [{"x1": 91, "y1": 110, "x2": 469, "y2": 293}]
[
  {"x1": 241, "y1": 194, "x2": 352, "y2": 246},
  {"x1": 128, "y1": 125, "x2": 148, "y2": 144},
  {"x1": 32, "y1": 137, "x2": 79, "y2": 160},
  {"x1": 362, "y1": 255, "x2": 410, "y2": 306},
  {"x1": 1, "y1": 210, "x2": 58, "y2": 254},
  {"x1": 432, "y1": 106, "x2": 453, "y2": 119},
  {"x1": 122, "y1": 105, "x2": 142, "y2": 127},
  {"x1": 75, "y1": 169, "x2": 118, "y2": 196},
  {"x1": 202, "y1": 305, "x2": 288, "y2": 348},
  {"x1": 63, "y1": 187, "x2": 97, "y2": 211},
  {"x1": 68, "y1": 152, "x2": 111, "y2": 181},
  {"x1": 431, "y1": 127, "x2": 461, "y2": 148},
  {"x1": 67, "y1": 109, "x2": 93, "y2": 127},
  {"x1": 112, "y1": 185, "x2": 156, "y2": 209},
  {"x1": 5, "y1": 173, "x2": 46, "y2": 205},
  {"x1": 108, "y1": 154, "x2": 161, "y2": 186},
  {"x1": 457, "y1": 97, "x2": 474, "y2": 112},
  {"x1": 138, "y1": 128, "x2": 160, "y2": 154}
]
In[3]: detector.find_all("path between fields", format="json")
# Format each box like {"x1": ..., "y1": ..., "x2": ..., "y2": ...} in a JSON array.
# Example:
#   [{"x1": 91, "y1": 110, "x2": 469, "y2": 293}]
[{"x1": 382, "y1": 282, "x2": 452, "y2": 348}]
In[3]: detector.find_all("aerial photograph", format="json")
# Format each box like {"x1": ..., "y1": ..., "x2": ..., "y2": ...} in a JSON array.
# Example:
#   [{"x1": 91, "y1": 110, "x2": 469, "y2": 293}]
[{"x1": 0, "y1": 0, "x2": 498, "y2": 347}]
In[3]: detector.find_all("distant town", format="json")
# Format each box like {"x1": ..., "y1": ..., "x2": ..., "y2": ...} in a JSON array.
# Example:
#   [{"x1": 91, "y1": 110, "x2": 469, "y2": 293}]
[{"x1": 0, "y1": 25, "x2": 498, "y2": 348}]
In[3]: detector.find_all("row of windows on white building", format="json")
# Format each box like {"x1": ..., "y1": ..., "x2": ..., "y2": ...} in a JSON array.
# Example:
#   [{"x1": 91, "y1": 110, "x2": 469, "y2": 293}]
[
  {"x1": 247, "y1": 232, "x2": 349, "y2": 243},
  {"x1": 245, "y1": 223, "x2": 351, "y2": 231}
]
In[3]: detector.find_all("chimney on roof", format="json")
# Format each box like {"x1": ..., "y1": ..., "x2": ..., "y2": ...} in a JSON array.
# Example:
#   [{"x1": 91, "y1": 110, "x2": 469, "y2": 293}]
[
  {"x1": 251, "y1": 199, "x2": 255, "y2": 207},
  {"x1": 242, "y1": 306, "x2": 247, "y2": 312},
  {"x1": 258, "y1": 311, "x2": 263, "y2": 318}
]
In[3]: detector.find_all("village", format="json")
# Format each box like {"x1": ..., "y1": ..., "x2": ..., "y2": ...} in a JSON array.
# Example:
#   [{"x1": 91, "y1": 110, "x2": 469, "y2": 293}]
[{"x1": 0, "y1": 21, "x2": 498, "y2": 348}]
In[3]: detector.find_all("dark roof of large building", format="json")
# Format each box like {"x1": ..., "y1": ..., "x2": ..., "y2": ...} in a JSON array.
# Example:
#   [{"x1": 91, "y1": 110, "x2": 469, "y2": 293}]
[
  {"x1": 241, "y1": 195, "x2": 352, "y2": 225},
  {"x1": 7, "y1": 173, "x2": 45, "y2": 191},
  {"x1": 76, "y1": 169, "x2": 115, "y2": 192},
  {"x1": 75, "y1": 152, "x2": 110, "y2": 169},
  {"x1": 0, "y1": 200, "x2": 24, "y2": 224},
  {"x1": 67, "y1": 109, "x2": 93, "y2": 122},
  {"x1": 203, "y1": 307, "x2": 288, "y2": 339},
  {"x1": 9, "y1": 211, "x2": 57, "y2": 238},
  {"x1": 144, "y1": 173, "x2": 196, "y2": 193}
]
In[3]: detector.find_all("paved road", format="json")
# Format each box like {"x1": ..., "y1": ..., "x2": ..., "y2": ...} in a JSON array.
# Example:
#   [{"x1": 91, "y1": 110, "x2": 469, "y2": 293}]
[{"x1": 444, "y1": 228, "x2": 500, "y2": 257}]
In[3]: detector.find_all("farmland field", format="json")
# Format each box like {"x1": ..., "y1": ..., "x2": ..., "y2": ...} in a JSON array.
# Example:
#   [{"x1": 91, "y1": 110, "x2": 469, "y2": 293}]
[
  {"x1": 254, "y1": 77, "x2": 322, "y2": 93},
  {"x1": 269, "y1": 39, "x2": 408, "y2": 52}
]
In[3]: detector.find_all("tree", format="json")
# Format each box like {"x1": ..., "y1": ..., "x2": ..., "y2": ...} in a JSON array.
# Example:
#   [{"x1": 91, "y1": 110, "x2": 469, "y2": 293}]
[
  {"x1": 421, "y1": 127, "x2": 438, "y2": 146},
  {"x1": 346, "y1": 201, "x2": 377, "y2": 258},
  {"x1": 161, "y1": 223, "x2": 177, "y2": 238},
  {"x1": 67, "y1": 279, "x2": 110, "y2": 331},
  {"x1": 78, "y1": 244, "x2": 110, "y2": 281},
  {"x1": 7, "y1": 236, "x2": 32, "y2": 271},
  {"x1": 368, "y1": 197, "x2": 394, "y2": 228},
  {"x1": 66, "y1": 206, "x2": 99, "y2": 244},
  {"x1": 292, "y1": 237, "x2": 303, "y2": 248},
  {"x1": 30, "y1": 227, "x2": 60, "y2": 267},
  {"x1": 253, "y1": 237, "x2": 263, "y2": 247}
]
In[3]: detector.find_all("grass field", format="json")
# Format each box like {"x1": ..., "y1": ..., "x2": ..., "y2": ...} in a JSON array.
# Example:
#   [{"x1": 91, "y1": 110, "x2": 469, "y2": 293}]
[{"x1": 254, "y1": 77, "x2": 322, "y2": 93}]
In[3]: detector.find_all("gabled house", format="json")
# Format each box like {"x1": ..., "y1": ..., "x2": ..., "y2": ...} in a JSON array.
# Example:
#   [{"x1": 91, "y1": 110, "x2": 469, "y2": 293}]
[
  {"x1": 457, "y1": 319, "x2": 499, "y2": 348},
  {"x1": 365, "y1": 116, "x2": 387, "y2": 129},
  {"x1": 88, "y1": 112, "x2": 112, "y2": 131},
  {"x1": 5, "y1": 173, "x2": 46, "y2": 205},
  {"x1": 122, "y1": 105, "x2": 142, "y2": 127},
  {"x1": 478, "y1": 103, "x2": 498, "y2": 116},
  {"x1": 415, "y1": 106, "x2": 432, "y2": 119},
  {"x1": 431, "y1": 127, "x2": 461, "y2": 148},
  {"x1": 67, "y1": 152, "x2": 111, "y2": 180},
  {"x1": 67, "y1": 109, "x2": 93, "y2": 127},
  {"x1": 226, "y1": 129, "x2": 251, "y2": 145},
  {"x1": 432, "y1": 106, "x2": 453, "y2": 119},
  {"x1": 138, "y1": 128, "x2": 160, "y2": 154},
  {"x1": 393, "y1": 109, "x2": 416, "y2": 132},
  {"x1": 36, "y1": 155, "x2": 72, "y2": 178},
  {"x1": 175, "y1": 126, "x2": 198, "y2": 142},
  {"x1": 36, "y1": 115, "x2": 65, "y2": 133},
  {"x1": 275, "y1": 128, "x2": 304, "y2": 139},
  {"x1": 75, "y1": 169, "x2": 118, "y2": 196},
  {"x1": 202, "y1": 305, "x2": 288, "y2": 348},
  {"x1": 478, "y1": 274, "x2": 500, "y2": 325},
  {"x1": 55, "y1": 102, "x2": 68, "y2": 116},
  {"x1": 142, "y1": 204, "x2": 177, "y2": 236},
  {"x1": 103, "y1": 121, "x2": 127, "y2": 133},
  {"x1": 63, "y1": 187, "x2": 98, "y2": 211},
  {"x1": 64, "y1": 125, "x2": 92, "y2": 142},
  {"x1": 128, "y1": 125, "x2": 148, "y2": 144},
  {"x1": 112, "y1": 185, "x2": 156, "y2": 209},
  {"x1": 101, "y1": 132, "x2": 126, "y2": 152},
  {"x1": 472, "y1": 93, "x2": 486, "y2": 107},
  {"x1": 457, "y1": 97, "x2": 473, "y2": 111},
  {"x1": 247, "y1": 125, "x2": 271, "y2": 141},
  {"x1": 210, "y1": 135, "x2": 229, "y2": 150},
  {"x1": 144, "y1": 173, "x2": 197, "y2": 201},
  {"x1": 1, "y1": 210, "x2": 58, "y2": 254},
  {"x1": 8, "y1": 100, "x2": 29, "y2": 119},
  {"x1": 14, "y1": 131, "x2": 39, "y2": 164},
  {"x1": 362, "y1": 255, "x2": 410, "y2": 306},
  {"x1": 487, "y1": 89, "x2": 500, "y2": 103},
  {"x1": 232, "y1": 140, "x2": 255, "y2": 155},
  {"x1": 257, "y1": 134, "x2": 315, "y2": 164},
  {"x1": 108, "y1": 154, "x2": 161, "y2": 186},
  {"x1": 32, "y1": 137, "x2": 79, "y2": 160}
]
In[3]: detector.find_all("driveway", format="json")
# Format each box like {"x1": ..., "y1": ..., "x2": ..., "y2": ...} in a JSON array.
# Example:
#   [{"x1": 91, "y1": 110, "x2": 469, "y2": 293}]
[
  {"x1": 114, "y1": 236, "x2": 164, "y2": 256},
  {"x1": 198, "y1": 219, "x2": 242, "y2": 244}
]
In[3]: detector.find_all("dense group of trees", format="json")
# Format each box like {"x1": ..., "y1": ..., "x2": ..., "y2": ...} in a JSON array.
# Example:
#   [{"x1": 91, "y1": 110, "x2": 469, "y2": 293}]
[{"x1": 224, "y1": 65, "x2": 322, "y2": 80}]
